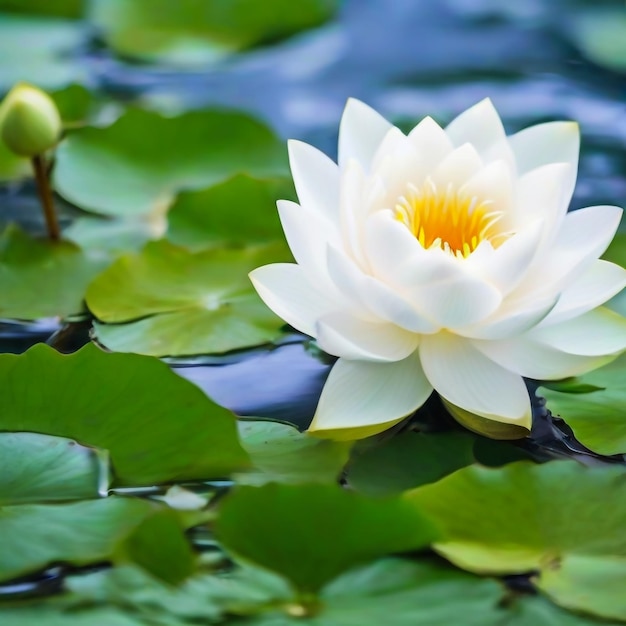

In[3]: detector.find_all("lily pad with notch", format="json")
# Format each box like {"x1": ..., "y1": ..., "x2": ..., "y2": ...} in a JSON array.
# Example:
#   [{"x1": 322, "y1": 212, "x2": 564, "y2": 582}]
[{"x1": 88, "y1": 240, "x2": 290, "y2": 357}]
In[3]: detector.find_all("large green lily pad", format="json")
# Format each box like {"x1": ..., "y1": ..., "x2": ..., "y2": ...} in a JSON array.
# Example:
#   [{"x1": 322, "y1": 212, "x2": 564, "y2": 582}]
[
  {"x1": 54, "y1": 107, "x2": 287, "y2": 217},
  {"x1": 347, "y1": 431, "x2": 476, "y2": 496},
  {"x1": 0, "y1": 497, "x2": 174, "y2": 581},
  {"x1": 0, "y1": 0, "x2": 84, "y2": 18},
  {"x1": 407, "y1": 461, "x2": 626, "y2": 621},
  {"x1": 570, "y1": 9, "x2": 626, "y2": 73},
  {"x1": 215, "y1": 483, "x2": 439, "y2": 593},
  {"x1": 0, "y1": 343, "x2": 249, "y2": 485},
  {"x1": 167, "y1": 174, "x2": 294, "y2": 250},
  {"x1": 0, "y1": 431, "x2": 107, "y2": 504},
  {"x1": 0, "y1": 223, "x2": 108, "y2": 320},
  {"x1": 236, "y1": 420, "x2": 352, "y2": 485},
  {"x1": 0, "y1": 16, "x2": 86, "y2": 90},
  {"x1": 88, "y1": 0, "x2": 340, "y2": 65},
  {"x1": 539, "y1": 353, "x2": 626, "y2": 456},
  {"x1": 88, "y1": 241, "x2": 289, "y2": 357}
]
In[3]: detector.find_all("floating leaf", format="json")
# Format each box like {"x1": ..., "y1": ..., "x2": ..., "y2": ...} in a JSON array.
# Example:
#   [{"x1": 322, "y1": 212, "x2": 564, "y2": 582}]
[
  {"x1": 0, "y1": 497, "x2": 164, "y2": 581},
  {"x1": 407, "y1": 461, "x2": 626, "y2": 621},
  {"x1": 0, "y1": 16, "x2": 86, "y2": 90},
  {"x1": 0, "y1": 343, "x2": 249, "y2": 485},
  {"x1": 0, "y1": 0, "x2": 84, "y2": 18},
  {"x1": 0, "y1": 432, "x2": 107, "y2": 504},
  {"x1": 167, "y1": 174, "x2": 294, "y2": 250},
  {"x1": 348, "y1": 431, "x2": 476, "y2": 496},
  {"x1": 54, "y1": 108, "x2": 287, "y2": 217},
  {"x1": 88, "y1": 241, "x2": 289, "y2": 357},
  {"x1": 504, "y1": 595, "x2": 623, "y2": 625},
  {"x1": 115, "y1": 509, "x2": 196, "y2": 585},
  {"x1": 215, "y1": 483, "x2": 439, "y2": 593},
  {"x1": 0, "y1": 223, "x2": 108, "y2": 320},
  {"x1": 236, "y1": 420, "x2": 351, "y2": 485},
  {"x1": 539, "y1": 353, "x2": 626, "y2": 456},
  {"x1": 88, "y1": 0, "x2": 340, "y2": 65},
  {"x1": 570, "y1": 9, "x2": 626, "y2": 73}
]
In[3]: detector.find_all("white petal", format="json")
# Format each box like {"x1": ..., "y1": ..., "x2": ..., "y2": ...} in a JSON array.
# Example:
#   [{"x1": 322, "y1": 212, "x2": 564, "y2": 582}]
[
  {"x1": 530, "y1": 307, "x2": 626, "y2": 356},
  {"x1": 326, "y1": 245, "x2": 440, "y2": 333},
  {"x1": 534, "y1": 205, "x2": 623, "y2": 288},
  {"x1": 339, "y1": 159, "x2": 370, "y2": 268},
  {"x1": 407, "y1": 116, "x2": 454, "y2": 167},
  {"x1": 472, "y1": 336, "x2": 611, "y2": 379},
  {"x1": 419, "y1": 333, "x2": 532, "y2": 427},
  {"x1": 338, "y1": 98, "x2": 393, "y2": 172},
  {"x1": 456, "y1": 294, "x2": 558, "y2": 340},
  {"x1": 465, "y1": 219, "x2": 544, "y2": 296},
  {"x1": 277, "y1": 199, "x2": 339, "y2": 278},
  {"x1": 287, "y1": 140, "x2": 340, "y2": 224},
  {"x1": 316, "y1": 311, "x2": 420, "y2": 362},
  {"x1": 508, "y1": 121, "x2": 579, "y2": 199},
  {"x1": 409, "y1": 272, "x2": 502, "y2": 329},
  {"x1": 540, "y1": 260, "x2": 626, "y2": 326},
  {"x1": 308, "y1": 351, "x2": 432, "y2": 439},
  {"x1": 249, "y1": 263, "x2": 337, "y2": 337},
  {"x1": 430, "y1": 142, "x2": 484, "y2": 188},
  {"x1": 365, "y1": 210, "x2": 458, "y2": 288},
  {"x1": 459, "y1": 159, "x2": 514, "y2": 216},
  {"x1": 445, "y1": 99, "x2": 507, "y2": 157},
  {"x1": 513, "y1": 162, "x2": 573, "y2": 242}
]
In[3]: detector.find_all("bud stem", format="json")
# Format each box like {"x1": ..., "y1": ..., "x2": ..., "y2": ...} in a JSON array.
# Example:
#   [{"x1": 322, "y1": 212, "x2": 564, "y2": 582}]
[{"x1": 31, "y1": 154, "x2": 60, "y2": 241}]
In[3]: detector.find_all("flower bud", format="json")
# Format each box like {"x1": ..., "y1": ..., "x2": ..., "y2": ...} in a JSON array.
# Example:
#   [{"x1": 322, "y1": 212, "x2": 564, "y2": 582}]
[{"x1": 0, "y1": 83, "x2": 61, "y2": 157}]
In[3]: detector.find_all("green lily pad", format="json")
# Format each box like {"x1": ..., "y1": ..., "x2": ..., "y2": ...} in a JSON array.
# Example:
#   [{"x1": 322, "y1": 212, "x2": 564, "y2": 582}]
[
  {"x1": 0, "y1": 343, "x2": 249, "y2": 485},
  {"x1": 0, "y1": 432, "x2": 107, "y2": 504},
  {"x1": 539, "y1": 353, "x2": 626, "y2": 456},
  {"x1": 0, "y1": 497, "x2": 169, "y2": 581},
  {"x1": 115, "y1": 508, "x2": 197, "y2": 585},
  {"x1": 88, "y1": 0, "x2": 340, "y2": 65},
  {"x1": 167, "y1": 174, "x2": 294, "y2": 250},
  {"x1": 215, "y1": 483, "x2": 439, "y2": 593},
  {"x1": 0, "y1": 16, "x2": 86, "y2": 90},
  {"x1": 236, "y1": 420, "x2": 352, "y2": 485},
  {"x1": 0, "y1": 0, "x2": 84, "y2": 18},
  {"x1": 407, "y1": 461, "x2": 626, "y2": 621},
  {"x1": 570, "y1": 9, "x2": 626, "y2": 73},
  {"x1": 54, "y1": 107, "x2": 287, "y2": 217},
  {"x1": 88, "y1": 241, "x2": 289, "y2": 357},
  {"x1": 347, "y1": 431, "x2": 476, "y2": 496},
  {"x1": 0, "y1": 223, "x2": 109, "y2": 320},
  {"x1": 0, "y1": 608, "x2": 144, "y2": 626}
]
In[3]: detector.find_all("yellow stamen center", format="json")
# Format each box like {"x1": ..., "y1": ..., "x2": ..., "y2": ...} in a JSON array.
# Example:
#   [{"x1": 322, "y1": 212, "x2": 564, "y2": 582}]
[{"x1": 394, "y1": 178, "x2": 508, "y2": 258}]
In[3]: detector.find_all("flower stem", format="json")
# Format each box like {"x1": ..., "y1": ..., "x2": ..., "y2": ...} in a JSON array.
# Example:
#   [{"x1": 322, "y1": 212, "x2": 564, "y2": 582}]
[{"x1": 31, "y1": 154, "x2": 60, "y2": 241}]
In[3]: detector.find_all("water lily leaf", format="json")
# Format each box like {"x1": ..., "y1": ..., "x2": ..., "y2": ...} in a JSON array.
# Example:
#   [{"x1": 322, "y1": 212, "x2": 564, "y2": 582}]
[
  {"x1": 0, "y1": 16, "x2": 86, "y2": 90},
  {"x1": 0, "y1": 497, "x2": 167, "y2": 581},
  {"x1": 0, "y1": 608, "x2": 144, "y2": 626},
  {"x1": 407, "y1": 461, "x2": 626, "y2": 621},
  {"x1": 215, "y1": 483, "x2": 439, "y2": 593},
  {"x1": 347, "y1": 431, "x2": 476, "y2": 496},
  {"x1": 54, "y1": 107, "x2": 287, "y2": 217},
  {"x1": 0, "y1": 223, "x2": 109, "y2": 320},
  {"x1": 115, "y1": 509, "x2": 197, "y2": 585},
  {"x1": 236, "y1": 420, "x2": 351, "y2": 485},
  {"x1": 88, "y1": 241, "x2": 289, "y2": 357},
  {"x1": 0, "y1": 343, "x2": 249, "y2": 485},
  {"x1": 88, "y1": 0, "x2": 340, "y2": 65},
  {"x1": 504, "y1": 595, "x2": 623, "y2": 626},
  {"x1": 539, "y1": 353, "x2": 626, "y2": 456},
  {"x1": 167, "y1": 174, "x2": 294, "y2": 250},
  {"x1": 0, "y1": 0, "x2": 84, "y2": 18},
  {"x1": 0, "y1": 432, "x2": 107, "y2": 504},
  {"x1": 570, "y1": 9, "x2": 626, "y2": 72}
]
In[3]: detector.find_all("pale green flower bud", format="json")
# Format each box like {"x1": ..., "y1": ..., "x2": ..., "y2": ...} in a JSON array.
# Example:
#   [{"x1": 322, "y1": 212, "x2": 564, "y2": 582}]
[{"x1": 0, "y1": 83, "x2": 61, "y2": 157}]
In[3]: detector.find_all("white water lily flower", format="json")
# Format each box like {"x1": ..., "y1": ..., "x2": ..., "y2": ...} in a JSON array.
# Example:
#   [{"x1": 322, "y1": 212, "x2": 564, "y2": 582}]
[{"x1": 250, "y1": 98, "x2": 626, "y2": 440}]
